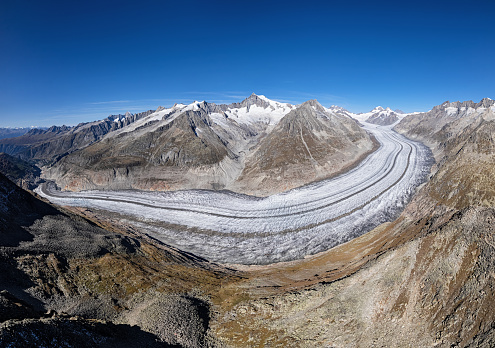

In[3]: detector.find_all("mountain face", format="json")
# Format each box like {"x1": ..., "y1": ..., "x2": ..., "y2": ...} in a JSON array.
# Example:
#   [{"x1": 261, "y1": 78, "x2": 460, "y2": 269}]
[
  {"x1": 394, "y1": 98, "x2": 495, "y2": 155},
  {"x1": 349, "y1": 106, "x2": 402, "y2": 125},
  {"x1": 395, "y1": 98, "x2": 495, "y2": 208},
  {"x1": 235, "y1": 99, "x2": 375, "y2": 194},
  {"x1": 364, "y1": 106, "x2": 400, "y2": 125},
  {"x1": 41, "y1": 95, "x2": 374, "y2": 195},
  {"x1": 0, "y1": 153, "x2": 41, "y2": 190},
  {"x1": 0, "y1": 110, "x2": 154, "y2": 165},
  {"x1": 207, "y1": 99, "x2": 495, "y2": 346}
]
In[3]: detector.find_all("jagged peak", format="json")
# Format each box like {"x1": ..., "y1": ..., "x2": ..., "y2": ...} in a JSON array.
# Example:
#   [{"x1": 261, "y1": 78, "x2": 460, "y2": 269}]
[
  {"x1": 326, "y1": 105, "x2": 351, "y2": 115},
  {"x1": 294, "y1": 99, "x2": 329, "y2": 117},
  {"x1": 301, "y1": 99, "x2": 321, "y2": 107},
  {"x1": 241, "y1": 94, "x2": 291, "y2": 108},
  {"x1": 477, "y1": 97, "x2": 495, "y2": 108},
  {"x1": 434, "y1": 98, "x2": 494, "y2": 112}
]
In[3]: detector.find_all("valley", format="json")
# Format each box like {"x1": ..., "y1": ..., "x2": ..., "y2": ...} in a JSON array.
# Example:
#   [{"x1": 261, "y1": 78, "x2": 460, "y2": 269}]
[{"x1": 36, "y1": 122, "x2": 432, "y2": 264}]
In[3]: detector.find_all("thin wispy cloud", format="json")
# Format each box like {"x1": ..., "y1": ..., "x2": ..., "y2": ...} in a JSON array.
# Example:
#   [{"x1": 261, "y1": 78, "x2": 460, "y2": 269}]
[{"x1": 89, "y1": 100, "x2": 133, "y2": 105}]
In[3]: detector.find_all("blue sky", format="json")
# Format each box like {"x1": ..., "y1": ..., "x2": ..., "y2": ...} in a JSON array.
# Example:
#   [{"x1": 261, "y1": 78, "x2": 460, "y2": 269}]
[{"x1": 1, "y1": 0, "x2": 494, "y2": 127}]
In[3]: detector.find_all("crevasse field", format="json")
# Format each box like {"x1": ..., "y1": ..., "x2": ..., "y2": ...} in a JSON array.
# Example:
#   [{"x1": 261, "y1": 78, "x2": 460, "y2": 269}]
[{"x1": 37, "y1": 123, "x2": 432, "y2": 265}]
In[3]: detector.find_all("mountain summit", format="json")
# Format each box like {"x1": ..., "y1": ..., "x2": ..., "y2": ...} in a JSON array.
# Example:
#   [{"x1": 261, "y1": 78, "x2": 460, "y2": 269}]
[{"x1": 234, "y1": 99, "x2": 375, "y2": 194}]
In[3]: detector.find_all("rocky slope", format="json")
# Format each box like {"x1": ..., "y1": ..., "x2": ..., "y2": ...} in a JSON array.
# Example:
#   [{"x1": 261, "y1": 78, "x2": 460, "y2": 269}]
[
  {"x1": 394, "y1": 98, "x2": 495, "y2": 156},
  {"x1": 0, "y1": 110, "x2": 154, "y2": 165},
  {"x1": 0, "y1": 152, "x2": 41, "y2": 190},
  {"x1": 234, "y1": 99, "x2": 375, "y2": 195},
  {"x1": 0, "y1": 172, "x2": 240, "y2": 347},
  {"x1": 42, "y1": 95, "x2": 374, "y2": 196}
]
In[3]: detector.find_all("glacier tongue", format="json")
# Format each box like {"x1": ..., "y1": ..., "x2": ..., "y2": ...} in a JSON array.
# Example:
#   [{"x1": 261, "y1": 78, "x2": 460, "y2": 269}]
[{"x1": 37, "y1": 123, "x2": 432, "y2": 265}]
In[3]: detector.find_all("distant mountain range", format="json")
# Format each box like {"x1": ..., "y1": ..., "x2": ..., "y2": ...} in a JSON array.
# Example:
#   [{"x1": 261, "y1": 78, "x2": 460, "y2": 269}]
[
  {"x1": 1, "y1": 95, "x2": 493, "y2": 196},
  {"x1": 0, "y1": 127, "x2": 46, "y2": 140},
  {"x1": 0, "y1": 94, "x2": 377, "y2": 195}
]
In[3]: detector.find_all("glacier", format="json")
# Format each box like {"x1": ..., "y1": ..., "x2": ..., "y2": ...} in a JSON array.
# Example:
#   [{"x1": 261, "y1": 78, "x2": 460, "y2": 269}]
[{"x1": 37, "y1": 123, "x2": 432, "y2": 265}]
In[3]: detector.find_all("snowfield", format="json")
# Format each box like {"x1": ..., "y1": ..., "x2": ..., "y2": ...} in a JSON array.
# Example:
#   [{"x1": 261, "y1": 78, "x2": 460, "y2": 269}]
[{"x1": 37, "y1": 123, "x2": 432, "y2": 265}]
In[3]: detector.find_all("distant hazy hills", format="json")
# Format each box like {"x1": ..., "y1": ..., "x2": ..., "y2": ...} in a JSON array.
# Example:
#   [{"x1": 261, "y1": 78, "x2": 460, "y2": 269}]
[{"x1": 0, "y1": 127, "x2": 43, "y2": 140}]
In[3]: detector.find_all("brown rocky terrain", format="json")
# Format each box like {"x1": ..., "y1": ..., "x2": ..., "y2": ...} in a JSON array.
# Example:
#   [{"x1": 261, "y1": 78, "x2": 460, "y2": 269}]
[
  {"x1": 0, "y1": 172, "x2": 242, "y2": 347},
  {"x1": 204, "y1": 98, "x2": 495, "y2": 346}
]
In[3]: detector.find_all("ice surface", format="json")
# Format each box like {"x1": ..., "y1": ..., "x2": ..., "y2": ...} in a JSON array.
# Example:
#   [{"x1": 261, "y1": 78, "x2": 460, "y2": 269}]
[
  {"x1": 347, "y1": 106, "x2": 419, "y2": 123},
  {"x1": 37, "y1": 123, "x2": 432, "y2": 265},
  {"x1": 224, "y1": 102, "x2": 294, "y2": 125},
  {"x1": 445, "y1": 106, "x2": 458, "y2": 116}
]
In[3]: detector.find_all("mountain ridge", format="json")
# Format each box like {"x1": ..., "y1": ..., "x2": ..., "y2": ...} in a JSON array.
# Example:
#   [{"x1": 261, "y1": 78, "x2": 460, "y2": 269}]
[{"x1": 34, "y1": 95, "x2": 375, "y2": 196}]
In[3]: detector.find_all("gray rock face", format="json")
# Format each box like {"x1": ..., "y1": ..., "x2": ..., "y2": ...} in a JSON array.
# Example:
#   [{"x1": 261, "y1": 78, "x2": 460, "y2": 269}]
[
  {"x1": 365, "y1": 107, "x2": 399, "y2": 125},
  {"x1": 234, "y1": 99, "x2": 374, "y2": 195},
  {"x1": 394, "y1": 98, "x2": 495, "y2": 156},
  {"x1": 228, "y1": 92, "x2": 272, "y2": 110},
  {"x1": 0, "y1": 110, "x2": 154, "y2": 165},
  {"x1": 0, "y1": 153, "x2": 41, "y2": 190}
]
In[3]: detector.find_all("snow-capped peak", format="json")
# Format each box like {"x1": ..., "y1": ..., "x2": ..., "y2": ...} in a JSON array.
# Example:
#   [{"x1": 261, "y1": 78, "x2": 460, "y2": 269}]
[
  {"x1": 183, "y1": 100, "x2": 206, "y2": 112},
  {"x1": 224, "y1": 94, "x2": 296, "y2": 125}
]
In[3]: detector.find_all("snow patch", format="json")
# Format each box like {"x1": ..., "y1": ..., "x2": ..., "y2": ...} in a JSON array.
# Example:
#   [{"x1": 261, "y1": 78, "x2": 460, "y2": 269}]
[{"x1": 445, "y1": 106, "x2": 458, "y2": 116}]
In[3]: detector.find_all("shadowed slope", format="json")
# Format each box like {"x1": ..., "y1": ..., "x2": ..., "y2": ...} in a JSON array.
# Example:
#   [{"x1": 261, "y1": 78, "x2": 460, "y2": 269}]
[{"x1": 0, "y1": 172, "x2": 241, "y2": 347}]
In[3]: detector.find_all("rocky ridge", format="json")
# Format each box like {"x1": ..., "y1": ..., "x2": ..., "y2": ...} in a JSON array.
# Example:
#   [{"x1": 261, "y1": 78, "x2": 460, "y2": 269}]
[
  {"x1": 235, "y1": 99, "x2": 375, "y2": 194},
  {"x1": 0, "y1": 152, "x2": 41, "y2": 190},
  {"x1": 348, "y1": 106, "x2": 405, "y2": 125},
  {"x1": 0, "y1": 110, "x2": 155, "y2": 165}
]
